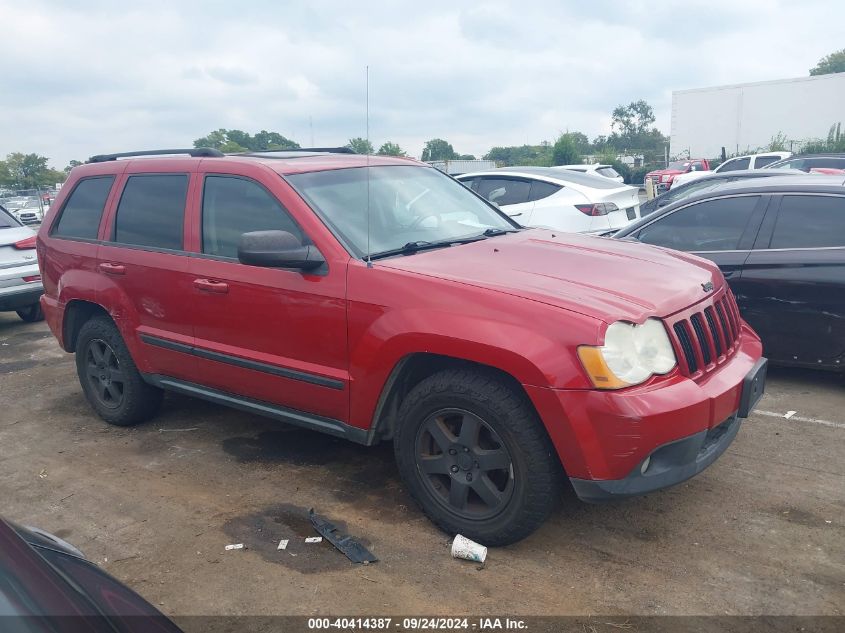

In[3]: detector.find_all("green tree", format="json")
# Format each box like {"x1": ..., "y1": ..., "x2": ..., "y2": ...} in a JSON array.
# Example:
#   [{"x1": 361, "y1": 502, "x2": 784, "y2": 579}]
[
  {"x1": 421, "y1": 138, "x2": 457, "y2": 162},
  {"x1": 193, "y1": 129, "x2": 299, "y2": 152},
  {"x1": 483, "y1": 144, "x2": 552, "y2": 166},
  {"x1": 347, "y1": 137, "x2": 374, "y2": 155},
  {"x1": 0, "y1": 160, "x2": 11, "y2": 187},
  {"x1": 551, "y1": 134, "x2": 581, "y2": 166},
  {"x1": 810, "y1": 48, "x2": 845, "y2": 76},
  {"x1": 456, "y1": 154, "x2": 476, "y2": 160},
  {"x1": 64, "y1": 160, "x2": 84, "y2": 173},
  {"x1": 376, "y1": 141, "x2": 406, "y2": 156},
  {"x1": 5, "y1": 153, "x2": 49, "y2": 188},
  {"x1": 565, "y1": 131, "x2": 591, "y2": 154},
  {"x1": 612, "y1": 100, "x2": 656, "y2": 137}
]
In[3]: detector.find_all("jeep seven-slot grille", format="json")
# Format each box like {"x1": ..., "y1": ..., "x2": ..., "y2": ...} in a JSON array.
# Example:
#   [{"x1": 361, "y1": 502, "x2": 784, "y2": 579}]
[{"x1": 669, "y1": 291, "x2": 742, "y2": 377}]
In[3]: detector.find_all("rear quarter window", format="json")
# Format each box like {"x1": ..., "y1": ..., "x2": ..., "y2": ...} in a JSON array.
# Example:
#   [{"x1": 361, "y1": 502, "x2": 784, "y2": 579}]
[
  {"x1": 52, "y1": 177, "x2": 115, "y2": 240},
  {"x1": 528, "y1": 180, "x2": 561, "y2": 201}
]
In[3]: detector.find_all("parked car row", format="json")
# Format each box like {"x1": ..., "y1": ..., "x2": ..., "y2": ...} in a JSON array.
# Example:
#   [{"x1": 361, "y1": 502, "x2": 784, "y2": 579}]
[
  {"x1": 671, "y1": 151, "x2": 792, "y2": 188},
  {"x1": 0, "y1": 197, "x2": 46, "y2": 225},
  {"x1": 613, "y1": 175, "x2": 845, "y2": 371},
  {"x1": 639, "y1": 168, "x2": 803, "y2": 216}
]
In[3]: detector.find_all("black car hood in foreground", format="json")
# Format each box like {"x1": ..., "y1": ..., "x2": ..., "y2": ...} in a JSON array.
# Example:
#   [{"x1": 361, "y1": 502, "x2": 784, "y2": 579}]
[{"x1": 0, "y1": 517, "x2": 181, "y2": 632}]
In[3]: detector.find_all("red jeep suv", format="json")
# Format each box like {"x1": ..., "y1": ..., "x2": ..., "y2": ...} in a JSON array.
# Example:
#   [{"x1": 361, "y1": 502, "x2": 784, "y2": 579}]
[{"x1": 37, "y1": 148, "x2": 766, "y2": 545}]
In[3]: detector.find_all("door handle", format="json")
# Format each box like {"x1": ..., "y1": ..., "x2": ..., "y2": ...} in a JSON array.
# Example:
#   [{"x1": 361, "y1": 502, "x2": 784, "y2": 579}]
[
  {"x1": 98, "y1": 263, "x2": 125, "y2": 276},
  {"x1": 508, "y1": 212, "x2": 523, "y2": 217},
  {"x1": 193, "y1": 278, "x2": 229, "y2": 294},
  {"x1": 722, "y1": 270, "x2": 739, "y2": 280}
]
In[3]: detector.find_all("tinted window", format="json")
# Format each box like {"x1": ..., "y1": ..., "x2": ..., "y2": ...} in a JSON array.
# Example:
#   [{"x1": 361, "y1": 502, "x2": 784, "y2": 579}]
[
  {"x1": 476, "y1": 178, "x2": 531, "y2": 205},
  {"x1": 203, "y1": 176, "x2": 304, "y2": 258},
  {"x1": 753, "y1": 156, "x2": 780, "y2": 169},
  {"x1": 528, "y1": 180, "x2": 561, "y2": 201},
  {"x1": 637, "y1": 196, "x2": 759, "y2": 252},
  {"x1": 113, "y1": 175, "x2": 188, "y2": 250},
  {"x1": 52, "y1": 177, "x2": 114, "y2": 239},
  {"x1": 770, "y1": 195, "x2": 845, "y2": 248},
  {"x1": 719, "y1": 158, "x2": 750, "y2": 172}
]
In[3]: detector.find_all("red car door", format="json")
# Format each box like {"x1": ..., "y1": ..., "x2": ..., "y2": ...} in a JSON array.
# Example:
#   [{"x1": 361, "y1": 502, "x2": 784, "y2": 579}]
[
  {"x1": 185, "y1": 163, "x2": 350, "y2": 423},
  {"x1": 97, "y1": 163, "x2": 199, "y2": 382}
]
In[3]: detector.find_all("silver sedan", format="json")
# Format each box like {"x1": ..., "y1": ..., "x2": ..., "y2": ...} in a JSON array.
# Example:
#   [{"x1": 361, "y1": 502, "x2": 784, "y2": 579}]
[{"x1": 0, "y1": 205, "x2": 43, "y2": 322}]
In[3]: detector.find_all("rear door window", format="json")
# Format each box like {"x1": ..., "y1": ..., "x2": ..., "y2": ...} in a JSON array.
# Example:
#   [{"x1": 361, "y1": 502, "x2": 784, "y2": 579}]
[
  {"x1": 475, "y1": 178, "x2": 531, "y2": 206},
  {"x1": 52, "y1": 177, "x2": 115, "y2": 240},
  {"x1": 753, "y1": 156, "x2": 780, "y2": 169},
  {"x1": 719, "y1": 158, "x2": 750, "y2": 172},
  {"x1": 202, "y1": 175, "x2": 304, "y2": 258},
  {"x1": 113, "y1": 175, "x2": 188, "y2": 250},
  {"x1": 637, "y1": 195, "x2": 760, "y2": 251},
  {"x1": 770, "y1": 195, "x2": 845, "y2": 248}
]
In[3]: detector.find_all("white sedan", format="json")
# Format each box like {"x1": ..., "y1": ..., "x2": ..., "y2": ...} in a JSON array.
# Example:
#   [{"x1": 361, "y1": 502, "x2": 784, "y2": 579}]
[{"x1": 456, "y1": 167, "x2": 641, "y2": 234}]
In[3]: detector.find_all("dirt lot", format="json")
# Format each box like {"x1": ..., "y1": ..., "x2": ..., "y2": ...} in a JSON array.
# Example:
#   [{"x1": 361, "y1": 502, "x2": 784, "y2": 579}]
[{"x1": 1, "y1": 312, "x2": 843, "y2": 617}]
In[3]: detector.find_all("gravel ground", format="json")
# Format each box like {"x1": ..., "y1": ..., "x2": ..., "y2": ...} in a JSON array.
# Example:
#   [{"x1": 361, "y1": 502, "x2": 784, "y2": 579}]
[{"x1": 1, "y1": 313, "x2": 843, "y2": 617}]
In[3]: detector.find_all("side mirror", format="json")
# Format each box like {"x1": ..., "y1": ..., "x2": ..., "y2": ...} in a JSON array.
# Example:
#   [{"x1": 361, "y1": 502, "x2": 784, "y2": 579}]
[{"x1": 237, "y1": 230, "x2": 325, "y2": 271}]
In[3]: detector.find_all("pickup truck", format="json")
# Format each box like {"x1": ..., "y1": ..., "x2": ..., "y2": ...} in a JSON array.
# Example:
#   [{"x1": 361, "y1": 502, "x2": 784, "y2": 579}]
[
  {"x1": 646, "y1": 159, "x2": 710, "y2": 192},
  {"x1": 671, "y1": 152, "x2": 792, "y2": 189}
]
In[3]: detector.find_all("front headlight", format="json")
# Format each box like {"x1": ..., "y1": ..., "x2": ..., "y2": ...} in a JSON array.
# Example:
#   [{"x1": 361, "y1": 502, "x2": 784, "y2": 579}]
[
  {"x1": 661, "y1": 174, "x2": 671, "y2": 182},
  {"x1": 578, "y1": 319, "x2": 677, "y2": 389}
]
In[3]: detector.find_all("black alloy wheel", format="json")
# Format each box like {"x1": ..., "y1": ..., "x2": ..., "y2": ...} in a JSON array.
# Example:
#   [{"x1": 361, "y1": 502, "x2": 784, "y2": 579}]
[
  {"x1": 415, "y1": 407, "x2": 514, "y2": 520},
  {"x1": 84, "y1": 338, "x2": 125, "y2": 410}
]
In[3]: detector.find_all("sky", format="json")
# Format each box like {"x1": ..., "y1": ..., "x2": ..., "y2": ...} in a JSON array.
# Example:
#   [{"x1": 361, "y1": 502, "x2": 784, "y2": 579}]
[{"x1": 1, "y1": 0, "x2": 843, "y2": 168}]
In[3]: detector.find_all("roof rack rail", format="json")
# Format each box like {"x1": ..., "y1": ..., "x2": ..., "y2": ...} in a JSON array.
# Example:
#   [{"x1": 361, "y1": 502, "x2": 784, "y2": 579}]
[
  {"x1": 88, "y1": 148, "x2": 224, "y2": 163},
  {"x1": 242, "y1": 147, "x2": 357, "y2": 155}
]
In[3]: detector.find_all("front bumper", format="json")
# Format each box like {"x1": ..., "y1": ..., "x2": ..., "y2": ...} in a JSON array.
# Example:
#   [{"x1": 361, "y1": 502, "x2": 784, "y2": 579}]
[
  {"x1": 570, "y1": 412, "x2": 742, "y2": 501},
  {"x1": 525, "y1": 325, "x2": 764, "y2": 496}
]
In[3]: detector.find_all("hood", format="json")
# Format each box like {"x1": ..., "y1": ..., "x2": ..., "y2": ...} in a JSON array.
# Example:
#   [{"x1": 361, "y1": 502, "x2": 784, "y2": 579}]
[
  {"x1": 377, "y1": 230, "x2": 723, "y2": 324},
  {"x1": 646, "y1": 169, "x2": 683, "y2": 177}
]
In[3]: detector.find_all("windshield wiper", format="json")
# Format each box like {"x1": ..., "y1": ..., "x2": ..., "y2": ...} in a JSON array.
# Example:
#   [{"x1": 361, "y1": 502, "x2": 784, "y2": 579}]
[
  {"x1": 369, "y1": 236, "x2": 487, "y2": 260},
  {"x1": 481, "y1": 227, "x2": 519, "y2": 237}
]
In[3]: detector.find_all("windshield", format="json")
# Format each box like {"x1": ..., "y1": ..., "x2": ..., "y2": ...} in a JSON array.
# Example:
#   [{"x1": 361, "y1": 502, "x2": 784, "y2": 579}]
[
  {"x1": 667, "y1": 161, "x2": 690, "y2": 171},
  {"x1": 288, "y1": 165, "x2": 516, "y2": 258}
]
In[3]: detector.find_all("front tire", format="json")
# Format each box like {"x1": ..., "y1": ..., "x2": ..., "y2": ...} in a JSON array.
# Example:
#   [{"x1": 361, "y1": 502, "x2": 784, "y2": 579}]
[
  {"x1": 75, "y1": 316, "x2": 163, "y2": 426},
  {"x1": 394, "y1": 368, "x2": 561, "y2": 546},
  {"x1": 16, "y1": 303, "x2": 43, "y2": 322}
]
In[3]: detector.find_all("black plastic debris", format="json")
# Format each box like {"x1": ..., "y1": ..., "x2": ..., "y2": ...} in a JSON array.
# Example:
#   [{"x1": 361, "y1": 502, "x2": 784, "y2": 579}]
[{"x1": 308, "y1": 509, "x2": 378, "y2": 564}]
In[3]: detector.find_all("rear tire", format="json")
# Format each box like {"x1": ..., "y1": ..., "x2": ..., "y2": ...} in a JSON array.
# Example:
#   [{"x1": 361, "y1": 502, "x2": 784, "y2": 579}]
[
  {"x1": 75, "y1": 316, "x2": 163, "y2": 426},
  {"x1": 394, "y1": 368, "x2": 561, "y2": 546},
  {"x1": 16, "y1": 303, "x2": 43, "y2": 322}
]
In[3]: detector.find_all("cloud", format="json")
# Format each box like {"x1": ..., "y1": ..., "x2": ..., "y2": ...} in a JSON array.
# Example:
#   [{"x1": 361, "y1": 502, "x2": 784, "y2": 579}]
[{"x1": 0, "y1": 0, "x2": 843, "y2": 166}]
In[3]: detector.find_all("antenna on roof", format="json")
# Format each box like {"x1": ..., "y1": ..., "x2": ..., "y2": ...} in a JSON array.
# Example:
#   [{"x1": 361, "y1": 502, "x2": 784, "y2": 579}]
[{"x1": 365, "y1": 65, "x2": 372, "y2": 268}]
